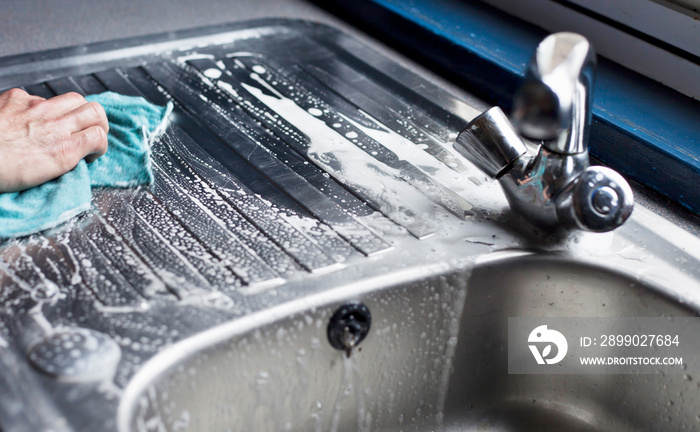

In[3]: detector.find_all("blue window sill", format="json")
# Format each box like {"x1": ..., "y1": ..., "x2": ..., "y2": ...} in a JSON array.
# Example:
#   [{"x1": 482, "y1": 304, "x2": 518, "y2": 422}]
[{"x1": 321, "y1": 0, "x2": 700, "y2": 216}]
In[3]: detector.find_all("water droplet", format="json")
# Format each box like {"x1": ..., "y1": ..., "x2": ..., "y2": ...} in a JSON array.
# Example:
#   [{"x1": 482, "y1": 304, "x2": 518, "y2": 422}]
[{"x1": 203, "y1": 68, "x2": 222, "y2": 79}]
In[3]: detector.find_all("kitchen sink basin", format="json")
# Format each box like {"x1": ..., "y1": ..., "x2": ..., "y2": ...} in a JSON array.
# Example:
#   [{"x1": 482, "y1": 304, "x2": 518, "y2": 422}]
[
  {"x1": 1, "y1": 19, "x2": 699, "y2": 432},
  {"x1": 444, "y1": 254, "x2": 699, "y2": 432},
  {"x1": 120, "y1": 253, "x2": 700, "y2": 432}
]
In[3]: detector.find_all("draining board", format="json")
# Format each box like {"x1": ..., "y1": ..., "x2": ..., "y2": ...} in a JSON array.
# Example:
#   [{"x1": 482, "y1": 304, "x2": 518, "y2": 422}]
[{"x1": 0, "y1": 19, "x2": 498, "y2": 432}]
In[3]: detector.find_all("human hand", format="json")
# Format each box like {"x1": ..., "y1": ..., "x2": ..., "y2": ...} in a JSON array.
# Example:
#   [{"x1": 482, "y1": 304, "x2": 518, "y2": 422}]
[{"x1": 0, "y1": 88, "x2": 109, "y2": 193}]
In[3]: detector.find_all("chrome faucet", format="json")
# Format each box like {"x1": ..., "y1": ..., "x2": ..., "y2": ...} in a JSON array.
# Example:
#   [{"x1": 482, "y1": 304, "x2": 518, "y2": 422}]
[{"x1": 454, "y1": 32, "x2": 633, "y2": 234}]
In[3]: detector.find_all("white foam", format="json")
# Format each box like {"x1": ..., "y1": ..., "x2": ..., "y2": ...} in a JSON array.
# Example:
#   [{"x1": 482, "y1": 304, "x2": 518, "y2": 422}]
[
  {"x1": 237, "y1": 76, "x2": 447, "y2": 239},
  {"x1": 203, "y1": 68, "x2": 222, "y2": 79}
]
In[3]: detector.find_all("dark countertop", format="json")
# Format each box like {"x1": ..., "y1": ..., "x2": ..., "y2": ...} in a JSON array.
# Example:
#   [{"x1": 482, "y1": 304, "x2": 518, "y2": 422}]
[
  {"x1": 1, "y1": 0, "x2": 699, "y2": 235},
  {"x1": 0, "y1": 0, "x2": 460, "y2": 92},
  {"x1": 0, "y1": 0, "x2": 479, "y2": 131},
  {"x1": 0, "y1": 0, "x2": 339, "y2": 57}
]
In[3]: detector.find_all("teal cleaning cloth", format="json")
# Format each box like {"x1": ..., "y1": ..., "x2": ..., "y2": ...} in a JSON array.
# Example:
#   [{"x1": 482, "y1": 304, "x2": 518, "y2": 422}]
[{"x1": 0, "y1": 92, "x2": 172, "y2": 238}]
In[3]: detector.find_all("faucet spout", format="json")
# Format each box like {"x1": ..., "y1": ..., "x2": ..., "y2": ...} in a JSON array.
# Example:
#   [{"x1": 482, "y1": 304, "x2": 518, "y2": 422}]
[
  {"x1": 453, "y1": 106, "x2": 527, "y2": 179},
  {"x1": 512, "y1": 32, "x2": 596, "y2": 155}
]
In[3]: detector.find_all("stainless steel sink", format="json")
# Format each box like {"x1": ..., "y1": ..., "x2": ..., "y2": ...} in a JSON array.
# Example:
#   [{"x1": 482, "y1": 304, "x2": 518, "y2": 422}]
[
  {"x1": 444, "y1": 254, "x2": 699, "y2": 432},
  {"x1": 119, "y1": 263, "x2": 467, "y2": 432},
  {"x1": 1, "y1": 20, "x2": 700, "y2": 432},
  {"x1": 119, "y1": 250, "x2": 700, "y2": 432}
]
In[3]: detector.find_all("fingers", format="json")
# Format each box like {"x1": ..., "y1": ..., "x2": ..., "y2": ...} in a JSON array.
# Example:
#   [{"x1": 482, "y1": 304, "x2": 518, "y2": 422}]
[
  {"x1": 0, "y1": 88, "x2": 111, "y2": 192},
  {"x1": 49, "y1": 94, "x2": 110, "y2": 163},
  {"x1": 27, "y1": 94, "x2": 47, "y2": 107},
  {"x1": 40, "y1": 92, "x2": 89, "y2": 117},
  {"x1": 70, "y1": 125, "x2": 108, "y2": 163},
  {"x1": 63, "y1": 101, "x2": 109, "y2": 137}
]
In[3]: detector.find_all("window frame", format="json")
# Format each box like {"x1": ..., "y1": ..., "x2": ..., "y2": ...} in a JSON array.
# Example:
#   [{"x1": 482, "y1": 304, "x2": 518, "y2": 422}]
[{"x1": 323, "y1": 0, "x2": 700, "y2": 216}]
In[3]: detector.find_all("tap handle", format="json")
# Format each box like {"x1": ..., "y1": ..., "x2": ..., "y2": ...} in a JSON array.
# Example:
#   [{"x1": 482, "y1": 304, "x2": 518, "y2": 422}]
[{"x1": 557, "y1": 166, "x2": 634, "y2": 232}]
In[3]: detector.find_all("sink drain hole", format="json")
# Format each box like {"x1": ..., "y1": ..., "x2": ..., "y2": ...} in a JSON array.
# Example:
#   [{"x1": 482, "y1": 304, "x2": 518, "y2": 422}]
[{"x1": 327, "y1": 302, "x2": 371, "y2": 358}]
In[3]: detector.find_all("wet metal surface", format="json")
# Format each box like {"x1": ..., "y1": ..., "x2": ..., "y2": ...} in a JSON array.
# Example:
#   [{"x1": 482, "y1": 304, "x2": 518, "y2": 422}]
[{"x1": 0, "y1": 20, "x2": 699, "y2": 432}]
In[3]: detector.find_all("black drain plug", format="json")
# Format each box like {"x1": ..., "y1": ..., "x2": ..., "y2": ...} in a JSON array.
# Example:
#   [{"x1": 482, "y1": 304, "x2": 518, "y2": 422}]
[{"x1": 327, "y1": 302, "x2": 371, "y2": 358}]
